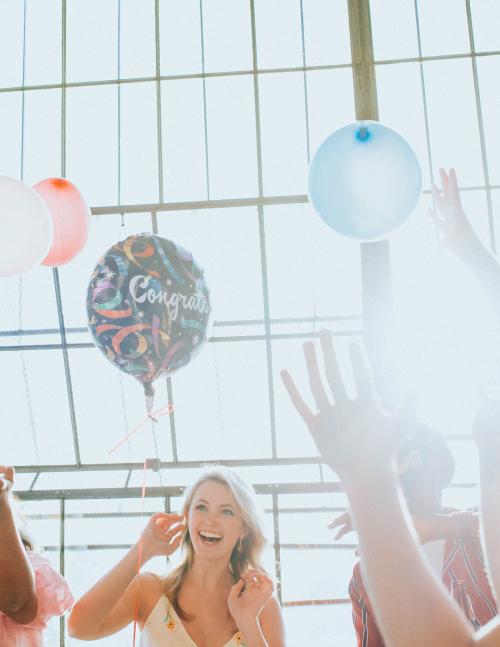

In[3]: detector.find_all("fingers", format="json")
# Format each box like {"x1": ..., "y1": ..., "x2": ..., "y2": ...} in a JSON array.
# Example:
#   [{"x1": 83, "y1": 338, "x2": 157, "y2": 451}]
[
  {"x1": 431, "y1": 184, "x2": 445, "y2": 216},
  {"x1": 304, "y1": 341, "x2": 331, "y2": 411},
  {"x1": 153, "y1": 513, "x2": 184, "y2": 529},
  {"x1": 350, "y1": 344, "x2": 373, "y2": 400},
  {"x1": 448, "y1": 168, "x2": 462, "y2": 210},
  {"x1": 228, "y1": 578, "x2": 246, "y2": 600},
  {"x1": 319, "y1": 330, "x2": 347, "y2": 403},
  {"x1": 281, "y1": 369, "x2": 315, "y2": 426},
  {"x1": 0, "y1": 466, "x2": 14, "y2": 494},
  {"x1": 241, "y1": 569, "x2": 274, "y2": 595},
  {"x1": 327, "y1": 511, "x2": 350, "y2": 529}
]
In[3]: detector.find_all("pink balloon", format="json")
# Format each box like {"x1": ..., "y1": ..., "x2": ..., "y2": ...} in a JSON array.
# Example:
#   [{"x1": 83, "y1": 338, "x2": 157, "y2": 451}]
[{"x1": 33, "y1": 178, "x2": 90, "y2": 266}]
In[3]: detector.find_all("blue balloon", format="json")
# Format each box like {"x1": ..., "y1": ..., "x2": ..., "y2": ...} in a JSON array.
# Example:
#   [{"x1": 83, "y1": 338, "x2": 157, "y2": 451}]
[{"x1": 308, "y1": 121, "x2": 422, "y2": 240}]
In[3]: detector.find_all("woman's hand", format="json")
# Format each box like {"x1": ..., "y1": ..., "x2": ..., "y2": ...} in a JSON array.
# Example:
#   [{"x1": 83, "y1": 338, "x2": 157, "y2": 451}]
[
  {"x1": 140, "y1": 513, "x2": 185, "y2": 562},
  {"x1": 228, "y1": 569, "x2": 274, "y2": 625},
  {"x1": 281, "y1": 331, "x2": 403, "y2": 487},
  {"x1": 0, "y1": 466, "x2": 14, "y2": 508},
  {"x1": 430, "y1": 168, "x2": 483, "y2": 262}
]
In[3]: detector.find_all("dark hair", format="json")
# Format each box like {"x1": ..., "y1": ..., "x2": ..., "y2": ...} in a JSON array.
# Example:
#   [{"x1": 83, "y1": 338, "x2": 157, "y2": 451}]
[{"x1": 397, "y1": 424, "x2": 455, "y2": 491}]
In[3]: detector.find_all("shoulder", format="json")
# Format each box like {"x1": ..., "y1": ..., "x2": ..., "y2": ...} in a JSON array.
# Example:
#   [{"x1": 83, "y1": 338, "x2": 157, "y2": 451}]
[
  {"x1": 259, "y1": 596, "x2": 286, "y2": 645},
  {"x1": 259, "y1": 595, "x2": 284, "y2": 625}
]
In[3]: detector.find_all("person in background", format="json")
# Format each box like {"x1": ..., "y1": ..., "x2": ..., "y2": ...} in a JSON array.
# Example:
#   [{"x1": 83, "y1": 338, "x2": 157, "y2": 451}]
[
  {"x1": 282, "y1": 331, "x2": 500, "y2": 647},
  {"x1": 0, "y1": 465, "x2": 73, "y2": 647},
  {"x1": 330, "y1": 423, "x2": 496, "y2": 645}
]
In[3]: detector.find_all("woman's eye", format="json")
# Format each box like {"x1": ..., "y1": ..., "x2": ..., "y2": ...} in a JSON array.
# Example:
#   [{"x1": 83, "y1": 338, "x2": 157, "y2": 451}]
[
  {"x1": 196, "y1": 504, "x2": 207, "y2": 511},
  {"x1": 222, "y1": 508, "x2": 234, "y2": 516}
]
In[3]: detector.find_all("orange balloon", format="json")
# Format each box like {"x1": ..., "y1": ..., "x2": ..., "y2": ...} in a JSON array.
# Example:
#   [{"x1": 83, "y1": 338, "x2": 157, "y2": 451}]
[{"x1": 33, "y1": 178, "x2": 90, "y2": 266}]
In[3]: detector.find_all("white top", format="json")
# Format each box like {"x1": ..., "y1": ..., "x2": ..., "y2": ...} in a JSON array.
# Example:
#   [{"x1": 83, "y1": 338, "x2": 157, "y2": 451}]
[{"x1": 140, "y1": 595, "x2": 246, "y2": 647}]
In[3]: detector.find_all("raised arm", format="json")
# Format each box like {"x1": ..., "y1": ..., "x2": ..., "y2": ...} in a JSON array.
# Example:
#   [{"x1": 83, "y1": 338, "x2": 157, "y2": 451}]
[
  {"x1": 431, "y1": 168, "x2": 500, "y2": 323},
  {"x1": 281, "y1": 333, "x2": 500, "y2": 647},
  {"x1": 67, "y1": 512, "x2": 184, "y2": 640},
  {"x1": 0, "y1": 466, "x2": 37, "y2": 624}
]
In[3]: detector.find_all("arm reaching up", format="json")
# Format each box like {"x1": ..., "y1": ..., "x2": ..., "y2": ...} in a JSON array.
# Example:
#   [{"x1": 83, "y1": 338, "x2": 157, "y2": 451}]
[{"x1": 281, "y1": 332, "x2": 499, "y2": 647}]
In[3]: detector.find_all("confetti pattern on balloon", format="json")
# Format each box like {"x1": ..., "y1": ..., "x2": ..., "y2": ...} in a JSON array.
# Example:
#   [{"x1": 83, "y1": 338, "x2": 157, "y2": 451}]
[{"x1": 87, "y1": 233, "x2": 211, "y2": 411}]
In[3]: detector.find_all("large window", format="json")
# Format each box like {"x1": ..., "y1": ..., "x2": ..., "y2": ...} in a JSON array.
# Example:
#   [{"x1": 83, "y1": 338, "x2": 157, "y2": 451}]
[{"x1": 1, "y1": 1, "x2": 499, "y2": 645}]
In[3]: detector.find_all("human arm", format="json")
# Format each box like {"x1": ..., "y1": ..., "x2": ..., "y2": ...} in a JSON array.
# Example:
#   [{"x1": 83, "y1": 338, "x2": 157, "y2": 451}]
[
  {"x1": 0, "y1": 466, "x2": 37, "y2": 624},
  {"x1": 330, "y1": 510, "x2": 478, "y2": 543},
  {"x1": 280, "y1": 332, "x2": 498, "y2": 647},
  {"x1": 431, "y1": 168, "x2": 500, "y2": 323},
  {"x1": 67, "y1": 512, "x2": 184, "y2": 640},
  {"x1": 228, "y1": 570, "x2": 286, "y2": 647}
]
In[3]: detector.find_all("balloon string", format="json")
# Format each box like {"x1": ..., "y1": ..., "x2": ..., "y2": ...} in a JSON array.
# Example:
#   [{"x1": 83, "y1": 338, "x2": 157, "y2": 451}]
[
  {"x1": 108, "y1": 404, "x2": 174, "y2": 456},
  {"x1": 132, "y1": 459, "x2": 148, "y2": 647}
]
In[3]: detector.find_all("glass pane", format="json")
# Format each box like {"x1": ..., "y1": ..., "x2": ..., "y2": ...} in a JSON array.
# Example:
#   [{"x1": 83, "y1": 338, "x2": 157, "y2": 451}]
[
  {"x1": 259, "y1": 72, "x2": 308, "y2": 196},
  {"x1": 0, "y1": 91, "x2": 22, "y2": 178},
  {"x1": 159, "y1": 0, "x2": 202, "y2": 76},
  {"x1": 205, "y1": 74, "x2": 258, "y2": 199},
  {"x1": 66, "y1": 0, "x2": 118, "y2": 83},
  {"x1": 202, "y1": 0, "x2": 253, "y2": 73},
  {"x1": 424, "y1": 58, "x2": 483, "y2": 186},
  {"x1": 68, "y1": 346, "x2": 174, "y2": 464},
  {"x1": 283, "y1": 604, "x2": 355, "y2": 647},
  {"x1": 119, "y1": 82, "x2": 159, "y2": 204},
  {"x1": 255, "y1": 0, "x2": 302, "y2": 70},
  {"x1": 66, "y1": 84, "x2": 118, "y2": 206},
  {"x1": 477, "y1": 55, "x2": 500, "y2": 185},
  {"x1": 25, "y1": 0, "x2": 62, "y2": 86},
  {"x1": 0, "y1": 350, "x2": 75, "y2": 465},
  {"x1": 161, "y1": 79, "x2": 208, "y2": 202},
  {"x1": 170, "y1": 341, "x2": 272, "y2": 461},
  {"x1": 471, "y1": 0, "x2": 500, "y2": 52},
  {"x1": 370, "y1": 0, "x2": 418, "y2": 61},
  {"x1": 302, "y1": 0, "x2": 351, "y2": 66},
  {"x1": 265, "y1": 203, "x2": 362, "y2": 319},
  {"x1": 22, "y1": 88, "x2": 61, "y2": 186},
  {"x1": 417, "y1": 0, "x2": 470, "y2": 57},
  {"x1": 119, "y1": 0, "x2": 156, "y2": 79},
  {"x1": 0, "y1": 2, "x2": 23, "y2": 86}
]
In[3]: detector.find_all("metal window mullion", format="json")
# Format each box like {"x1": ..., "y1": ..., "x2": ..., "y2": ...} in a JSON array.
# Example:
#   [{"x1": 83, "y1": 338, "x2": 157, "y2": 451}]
[
  {"x1": 465, "y1": 0, "x2": 496, "y2": 254},
  {"x1": 413, "y1": 0, "x2": 435, "y2": 187},
  {"x1": 249, "y1": 0, "x2": 278, "y2": 459}
]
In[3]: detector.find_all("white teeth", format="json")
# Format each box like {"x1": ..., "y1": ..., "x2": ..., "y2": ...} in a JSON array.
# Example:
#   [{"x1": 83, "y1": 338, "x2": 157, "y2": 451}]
[{"x1": 200, "y1": 530, "x2": 222, "y2": 539}]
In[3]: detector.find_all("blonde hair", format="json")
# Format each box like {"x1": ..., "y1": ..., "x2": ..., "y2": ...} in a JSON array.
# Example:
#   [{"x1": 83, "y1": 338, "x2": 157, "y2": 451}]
[{"x1": 164, "y1": 467, "x2": 267, "y2": 619}]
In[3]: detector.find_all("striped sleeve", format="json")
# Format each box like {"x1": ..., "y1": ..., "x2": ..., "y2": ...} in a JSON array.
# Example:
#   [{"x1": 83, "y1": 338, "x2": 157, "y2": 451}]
[{"x1": 349, "y1": 563, "x2": 385, "y2": 647}]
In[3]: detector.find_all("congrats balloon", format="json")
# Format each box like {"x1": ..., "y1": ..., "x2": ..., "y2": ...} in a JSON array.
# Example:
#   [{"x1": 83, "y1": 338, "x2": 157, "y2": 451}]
[
  {"x1": 308, "y1": 121, "x2": 422, "y2": 240},
  {"x1": 86, "y1": 233, "x2": 210, "y2": 411}
]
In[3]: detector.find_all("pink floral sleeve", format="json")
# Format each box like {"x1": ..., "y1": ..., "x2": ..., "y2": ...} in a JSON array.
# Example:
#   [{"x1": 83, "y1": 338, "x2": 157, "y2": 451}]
[{"x1": 0, "y1": 551, "x2": 73, "y2": 647}]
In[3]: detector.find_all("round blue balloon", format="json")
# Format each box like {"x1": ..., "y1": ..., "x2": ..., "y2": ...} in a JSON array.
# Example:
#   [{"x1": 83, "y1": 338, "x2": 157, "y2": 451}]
[{"x1": 308, "y1": 121, "x2": 422, "y2": 240}]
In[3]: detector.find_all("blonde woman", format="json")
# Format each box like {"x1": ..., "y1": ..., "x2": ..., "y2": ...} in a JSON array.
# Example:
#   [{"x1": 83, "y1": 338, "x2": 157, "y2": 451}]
[{"x1": 68, "y1": 467, "x2": 285, "y2": 647}]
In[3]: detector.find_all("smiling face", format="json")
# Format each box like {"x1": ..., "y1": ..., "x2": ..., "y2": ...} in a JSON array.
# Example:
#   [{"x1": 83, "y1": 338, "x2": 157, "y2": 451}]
[{"x1": 188, "y1": 479, "x2": 247, "y2": 560}]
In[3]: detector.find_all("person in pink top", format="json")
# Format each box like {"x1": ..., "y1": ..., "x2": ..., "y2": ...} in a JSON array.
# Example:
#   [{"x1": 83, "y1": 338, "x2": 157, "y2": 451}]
[{"x1": 0, "y1": 465, "x2": 74, "y2": 646}]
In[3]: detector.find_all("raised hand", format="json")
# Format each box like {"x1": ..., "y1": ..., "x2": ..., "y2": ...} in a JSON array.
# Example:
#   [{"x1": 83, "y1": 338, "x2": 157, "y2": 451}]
[
  {"x1": 0, "y1": 466, "x2": 14, "y2": 505},
  {"x1": 140, "y1": 512, "x2": 185, "y2": 561},
  {"x1": 430, "y1": 168, "x2": 482, "y2": 261},
  {"x1": 281, "y1": 331, "x2": 403, "y2": 487},
  {"x1": 328, "y1": 511, "x2": 353, "y2": 540},
  {"x1": 227, "y1": 569, "x2": 274, "y2": 624}
]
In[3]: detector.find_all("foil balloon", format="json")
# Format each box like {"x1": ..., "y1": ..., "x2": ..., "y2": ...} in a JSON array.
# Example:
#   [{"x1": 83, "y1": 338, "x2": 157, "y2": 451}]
[
  {"x1": 87, "y1": 233, "x2": 211, "y2": 412},
  {"x1": 34, "y1": 177, "x2": 90, "y2": 266}
]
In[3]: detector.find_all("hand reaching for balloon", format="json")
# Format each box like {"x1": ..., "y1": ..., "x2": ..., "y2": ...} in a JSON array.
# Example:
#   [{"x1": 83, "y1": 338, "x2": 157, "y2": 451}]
[
  {"x1": 0, "y1": 466, "x2": 14, "y2": 508},
  {"x1": 281, "y1": 331, "x2": 403, "y2": 487},
  {"x1": 227, "y1": 569, "x2": 274, "y2": 625},
  {"x1": 140, "y1": 513, "x2": 185, "y2": 562},
  {"x1": 430, "y1": 168, "x2": 483, "y2": 262}
]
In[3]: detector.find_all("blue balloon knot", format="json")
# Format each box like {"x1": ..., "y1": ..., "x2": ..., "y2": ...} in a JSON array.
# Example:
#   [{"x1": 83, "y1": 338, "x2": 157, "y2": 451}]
[{"x1": 356, "y1": 127, "x2": 370, "y2": 142}]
